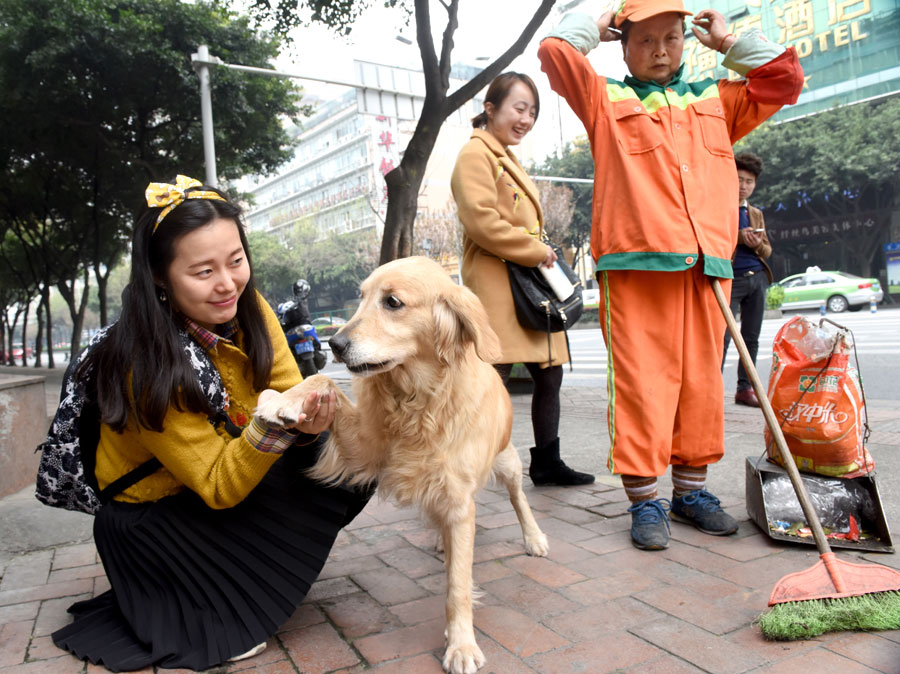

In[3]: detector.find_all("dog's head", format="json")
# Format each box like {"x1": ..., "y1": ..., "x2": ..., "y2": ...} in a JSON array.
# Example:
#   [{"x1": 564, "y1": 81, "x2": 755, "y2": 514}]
[{"x1": 329, "y1": 256, "x2": 501, "y2": 376}]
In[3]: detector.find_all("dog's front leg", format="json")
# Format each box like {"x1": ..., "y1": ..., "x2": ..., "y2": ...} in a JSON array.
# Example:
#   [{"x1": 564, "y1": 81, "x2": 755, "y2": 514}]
[
  {"x1": 440, "y1": 499, "x2": 484, "y2": 674},
  {"x1": 493, "y1": 444, "x2": 549, "y2": 556}
]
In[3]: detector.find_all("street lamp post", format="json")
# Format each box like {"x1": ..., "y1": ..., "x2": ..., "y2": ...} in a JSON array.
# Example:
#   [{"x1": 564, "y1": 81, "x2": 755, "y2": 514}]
[{"x1": 192, "y1": 45, "x2": 218, "y2": 186}]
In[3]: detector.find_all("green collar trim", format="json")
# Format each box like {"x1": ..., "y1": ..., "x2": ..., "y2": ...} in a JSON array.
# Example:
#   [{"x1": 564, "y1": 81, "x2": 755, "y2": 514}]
[{"x1": 607, "y1": 79, "x2": 720, "y2": 113}]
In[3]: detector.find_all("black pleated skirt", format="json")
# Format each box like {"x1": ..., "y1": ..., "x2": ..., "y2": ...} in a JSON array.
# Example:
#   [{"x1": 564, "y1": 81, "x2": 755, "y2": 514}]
[{"x1": 52, "y1": 438, "x2": 371, "y2": 672}]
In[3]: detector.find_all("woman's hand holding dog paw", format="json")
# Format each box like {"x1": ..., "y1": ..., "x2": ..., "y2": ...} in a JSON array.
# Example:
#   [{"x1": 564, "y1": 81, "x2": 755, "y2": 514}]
[
  {"x1": 255, "y1": 381, "x2": 337, "y2": 434},
  {"x1": 290, "y1": 389, "x2": 336, "y2": 434}
]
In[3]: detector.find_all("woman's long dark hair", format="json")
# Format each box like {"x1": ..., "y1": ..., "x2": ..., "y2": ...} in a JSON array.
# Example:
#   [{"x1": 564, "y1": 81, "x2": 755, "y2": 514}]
[{"x1": 79, "y1": 184, "x2": 274, "y2": 433}]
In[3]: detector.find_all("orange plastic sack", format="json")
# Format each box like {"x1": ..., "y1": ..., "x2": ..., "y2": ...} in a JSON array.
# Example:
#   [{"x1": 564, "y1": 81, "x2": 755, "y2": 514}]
[{"x1": 765, "y1": 316, "x2": 873, "y2": 478}]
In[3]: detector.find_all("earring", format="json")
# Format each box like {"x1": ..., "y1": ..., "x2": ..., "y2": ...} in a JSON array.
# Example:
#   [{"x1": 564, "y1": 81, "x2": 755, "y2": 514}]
[{"x1": 159, "y1": 288, "x2": 167, "y2": 303}]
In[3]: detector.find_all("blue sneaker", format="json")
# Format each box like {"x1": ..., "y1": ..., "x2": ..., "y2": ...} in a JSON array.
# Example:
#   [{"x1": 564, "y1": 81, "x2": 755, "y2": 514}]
[
  {"x1": 627, "y1": 499, "x2": 671, "y2": 550},
  {"x1": 670, "y1": 489, "x2": 738, "y2": 535}
]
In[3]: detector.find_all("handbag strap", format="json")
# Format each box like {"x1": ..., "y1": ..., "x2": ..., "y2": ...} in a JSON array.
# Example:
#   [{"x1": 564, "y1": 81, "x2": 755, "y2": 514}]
[
  {"x1": 97, "y1": 410, "x2": 243, "y2": 505},
  {"x1": 98, "y1": 458, "x2": 163, "y2": 504},
  {"x1": 545, "y1": 304, "x2": 552, "y2": 368},
  {"x1": 543, "y1": 300, "x2": 575, "y2": 372}
]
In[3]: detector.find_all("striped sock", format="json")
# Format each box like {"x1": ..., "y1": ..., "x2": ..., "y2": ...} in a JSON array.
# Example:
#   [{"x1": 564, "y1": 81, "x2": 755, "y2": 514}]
[
  {"x1": 672, "y1": 465, "x2": 708, "y2": 497},
  {"x1": 621, "y1": 475, "x2": 658, "y2": 503}
]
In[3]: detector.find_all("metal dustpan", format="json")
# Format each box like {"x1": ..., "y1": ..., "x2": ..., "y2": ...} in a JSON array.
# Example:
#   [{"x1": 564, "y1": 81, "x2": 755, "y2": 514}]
[
  {"x1": 745, "y1": 455, "x2": 894, "y2": 553},
  {"x1": 712, "y1": 280, "x2": 900, "y2": 606}
]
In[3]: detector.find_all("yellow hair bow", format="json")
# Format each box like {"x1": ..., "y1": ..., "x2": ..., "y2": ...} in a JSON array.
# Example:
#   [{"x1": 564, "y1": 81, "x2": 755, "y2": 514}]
[{"x1": 145, "y1": 175, "x2": 226, "y2": 231}]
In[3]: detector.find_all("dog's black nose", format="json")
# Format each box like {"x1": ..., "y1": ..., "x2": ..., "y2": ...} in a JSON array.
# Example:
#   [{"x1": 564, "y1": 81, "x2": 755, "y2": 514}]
[{"x1": 329, "y1": 332, "x2": 349, "y2": 360}]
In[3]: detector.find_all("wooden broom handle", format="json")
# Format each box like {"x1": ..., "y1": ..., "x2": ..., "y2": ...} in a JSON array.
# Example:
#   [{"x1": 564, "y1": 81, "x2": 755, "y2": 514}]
[{"x1": 711, "y1": 278, "x2": 832, "y2": 556}]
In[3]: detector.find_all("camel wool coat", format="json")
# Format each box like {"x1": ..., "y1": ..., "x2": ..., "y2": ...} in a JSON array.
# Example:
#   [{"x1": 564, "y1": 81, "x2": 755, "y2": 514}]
[{"x1": 451, "y1": 129, "x2": 569, "y2": 367}]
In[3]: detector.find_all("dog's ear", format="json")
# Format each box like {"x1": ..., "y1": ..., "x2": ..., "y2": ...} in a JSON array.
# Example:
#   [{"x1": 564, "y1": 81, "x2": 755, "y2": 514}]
[{"x1": 433, "y1": 284, "x2": 502, "y2": 364}]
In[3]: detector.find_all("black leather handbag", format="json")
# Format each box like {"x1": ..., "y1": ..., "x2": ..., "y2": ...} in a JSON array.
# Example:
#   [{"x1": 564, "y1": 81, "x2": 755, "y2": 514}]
[{"x1": 506, "y1": 241, "x2": 583, "y2": 367}]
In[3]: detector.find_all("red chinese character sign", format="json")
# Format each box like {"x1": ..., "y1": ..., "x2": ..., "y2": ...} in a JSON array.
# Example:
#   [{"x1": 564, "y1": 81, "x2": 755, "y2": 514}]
[{"x1": 373, "y1": 115, "x2": 400, "y2": 218}]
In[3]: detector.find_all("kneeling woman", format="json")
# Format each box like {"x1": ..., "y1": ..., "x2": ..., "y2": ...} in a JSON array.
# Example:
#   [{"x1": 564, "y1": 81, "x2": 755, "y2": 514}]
[{"x1": 51, "y1": 176, "x2": 369, "y2": 671}]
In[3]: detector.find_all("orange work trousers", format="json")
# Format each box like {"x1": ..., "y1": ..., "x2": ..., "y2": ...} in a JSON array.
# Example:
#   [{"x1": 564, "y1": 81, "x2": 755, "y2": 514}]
[{"x1": 597, "y1": 266, "x2": 731, "y2": 477}]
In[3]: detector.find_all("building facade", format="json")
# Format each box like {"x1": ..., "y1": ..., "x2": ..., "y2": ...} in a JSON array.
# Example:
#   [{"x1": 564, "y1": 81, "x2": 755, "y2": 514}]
[
  {"x1": 242, "y1": 89, "x2": 387, "y2": 239},
  {"x1": 242, "y1": 61, "x2": 490, "y2": 246}
]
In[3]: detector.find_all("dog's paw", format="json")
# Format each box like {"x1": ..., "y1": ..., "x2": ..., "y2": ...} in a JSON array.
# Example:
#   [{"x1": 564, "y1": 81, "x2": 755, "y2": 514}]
[
  {"x1": 442, "y1": 641, "x2": 485, "y2": 674},
  {"x1": 254, "y1": 375, "x2": 336, "y2": 427},
  {"x1": 524, "y1": 532, "x2": 549, "y2": 557},
  {"x1": 254, "y1": 393, "x2": 302, "y2": 427}
]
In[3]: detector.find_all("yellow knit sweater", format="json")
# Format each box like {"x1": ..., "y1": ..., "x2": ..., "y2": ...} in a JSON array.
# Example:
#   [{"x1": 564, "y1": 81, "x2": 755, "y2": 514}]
[{"x1": 94, "y1": 297, "x2": 303, "y2": 509}]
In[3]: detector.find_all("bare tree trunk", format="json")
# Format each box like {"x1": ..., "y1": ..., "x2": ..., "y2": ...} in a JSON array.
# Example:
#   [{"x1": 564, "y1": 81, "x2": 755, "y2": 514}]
[
  {"x1": 377, "y1": 0, "x2": 558, "y2": 264},
  {"x1": 18, "y1": 301, "x2": 30, "y2": 367},
  {"x1": 57, "y1": 269, "x2": 90, "y2": 360},
  {"x1": 379, "y1": 126, "x2": 441, "y2": 264},
  {"x1": 33, "y1": 298, "x2": 44, "y2": 367},
  {"x1": 96, "y1": 267, "x2": 110, "y2": 327},
  {"x1": 43, "y1": 286, "x2": 55, "y2": 369}
]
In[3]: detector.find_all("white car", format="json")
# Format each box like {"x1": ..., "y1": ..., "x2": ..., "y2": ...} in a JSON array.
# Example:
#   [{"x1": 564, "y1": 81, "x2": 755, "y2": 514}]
[{"x1": 582, "y1": 288, "x2": 600, "y2": 307}]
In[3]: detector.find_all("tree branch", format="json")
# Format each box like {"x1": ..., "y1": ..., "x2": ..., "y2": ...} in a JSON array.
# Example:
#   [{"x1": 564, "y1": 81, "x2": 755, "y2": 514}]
[
  {"x1": 436, "y1": 0, "x2": 459, "y2": 94},
  {"x1": 445, "y1": 0, "x2": 556, "y2": 114},
  {"x1": 415, "y1": 0, "x2": 440, "y2": 92}
]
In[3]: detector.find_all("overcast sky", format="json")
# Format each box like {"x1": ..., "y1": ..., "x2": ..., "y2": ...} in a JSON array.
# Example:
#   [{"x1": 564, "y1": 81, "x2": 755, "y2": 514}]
[{"x1": 265, "y1": 0, "x2": 628, "y2": 163}]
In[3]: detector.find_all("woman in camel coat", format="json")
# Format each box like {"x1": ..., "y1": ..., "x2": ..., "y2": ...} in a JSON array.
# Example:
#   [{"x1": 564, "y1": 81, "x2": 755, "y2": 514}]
[{"x1": 451, "y1": 72, "x2": 593, "y2": 487}]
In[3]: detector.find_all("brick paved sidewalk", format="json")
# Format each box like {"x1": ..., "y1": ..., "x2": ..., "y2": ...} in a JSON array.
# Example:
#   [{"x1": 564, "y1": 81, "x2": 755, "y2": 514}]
[{"x1": 2, "y1": 389, "x2": 900, "y2": 673}]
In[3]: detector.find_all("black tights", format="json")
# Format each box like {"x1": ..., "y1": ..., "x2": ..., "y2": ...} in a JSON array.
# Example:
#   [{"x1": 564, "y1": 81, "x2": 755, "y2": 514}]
[{"x1": 494, "y1": 363, "x2": 562, "y2": 449}]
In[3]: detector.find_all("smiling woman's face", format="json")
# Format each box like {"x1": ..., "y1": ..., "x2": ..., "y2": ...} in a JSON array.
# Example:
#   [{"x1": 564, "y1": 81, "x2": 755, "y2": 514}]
[
  {"x1": 623, "y1": 12, "x2": 685, "y2": 85},
  {"x1": 163, "y1": 217, "x2": 250, "y2": 331},
  {"x1": 484, "y1": 80, "x2": 538, "y2": 147}
]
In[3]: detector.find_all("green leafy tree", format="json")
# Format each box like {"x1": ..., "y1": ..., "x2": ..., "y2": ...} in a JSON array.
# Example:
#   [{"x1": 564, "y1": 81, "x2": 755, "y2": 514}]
[
  {"x1": 247, "y1": 229, "x2": 304, "y2": 304},
  {"x1": 0, "y1": 0, "x2": 305, "y2": 358},
  {"x1": 248, "y1": 223, "x2": 380, "y2": 311},
  {"x1": 532, "y1": 136, "x2": 594, "y2": 267},
  {"x1": 240, "y1": 0, "x2": 558, "y2": 263},
  {"x1": 737, "y1": 98, "x2": 900, "y2": 277},
  {"x1": 299, "y1": 229, "x2": 381, "y2": 310}
]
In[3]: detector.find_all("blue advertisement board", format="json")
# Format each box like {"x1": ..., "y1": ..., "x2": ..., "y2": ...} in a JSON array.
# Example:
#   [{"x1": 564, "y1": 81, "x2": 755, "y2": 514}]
[{"x1": 886, "y1": 242, "x2": 900, "y2": 294}]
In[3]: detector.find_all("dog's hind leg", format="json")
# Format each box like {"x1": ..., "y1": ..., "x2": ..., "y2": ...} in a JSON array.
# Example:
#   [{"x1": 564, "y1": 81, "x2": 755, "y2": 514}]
[
  {"x1": 440, "y1": 500, "x2": 485, "y2": 674},
  {"x1": 493, "y1": 444, "x2": 549, "y2": 557}
]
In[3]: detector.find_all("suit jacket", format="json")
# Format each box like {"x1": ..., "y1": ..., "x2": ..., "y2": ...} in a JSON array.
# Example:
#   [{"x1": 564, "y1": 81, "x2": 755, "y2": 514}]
[
  {"x1": 451, "y1": 129, "x2": 569, "y2": 366},
  {"x1": 735, "y1": 204, "x2": 774, "y2": 283}
]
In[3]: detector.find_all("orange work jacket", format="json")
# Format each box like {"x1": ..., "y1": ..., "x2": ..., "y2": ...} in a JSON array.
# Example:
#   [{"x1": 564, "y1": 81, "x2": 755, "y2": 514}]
[{"x1": 538, "y1": 24, "x2": 803, "y2": 279}]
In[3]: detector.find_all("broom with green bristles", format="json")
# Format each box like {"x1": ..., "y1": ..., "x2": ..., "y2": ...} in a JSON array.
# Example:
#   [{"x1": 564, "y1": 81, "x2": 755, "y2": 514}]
[{"x1": 711, "y1": 279, "x2": 900, "y2": 641}]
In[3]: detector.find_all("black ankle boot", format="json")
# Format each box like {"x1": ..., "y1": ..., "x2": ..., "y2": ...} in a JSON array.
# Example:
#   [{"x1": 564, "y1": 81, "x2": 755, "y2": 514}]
[{"x1": 528, "y1": 438, "x2": 595, "y2": 486}]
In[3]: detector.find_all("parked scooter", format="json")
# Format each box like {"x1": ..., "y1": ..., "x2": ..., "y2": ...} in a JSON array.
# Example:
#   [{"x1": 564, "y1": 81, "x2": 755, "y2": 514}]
[{"x1": 277, "y1": 279, "x2": 327, "y2": 378}]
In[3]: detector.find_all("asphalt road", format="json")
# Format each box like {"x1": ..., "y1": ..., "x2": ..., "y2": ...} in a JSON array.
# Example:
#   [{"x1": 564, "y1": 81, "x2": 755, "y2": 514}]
[
  {"x1": 559, "y1": 305, "x2": 900, "y2": 401},
  {"x1": 8, "y1": 305, "x2": 898, "y2": 403}
]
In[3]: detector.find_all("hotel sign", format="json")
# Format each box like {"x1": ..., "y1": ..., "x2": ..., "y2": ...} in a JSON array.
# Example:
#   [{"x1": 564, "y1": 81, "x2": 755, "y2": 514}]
[{"x1": 682, "y1": 0, "x2": 899, "y2": 112}]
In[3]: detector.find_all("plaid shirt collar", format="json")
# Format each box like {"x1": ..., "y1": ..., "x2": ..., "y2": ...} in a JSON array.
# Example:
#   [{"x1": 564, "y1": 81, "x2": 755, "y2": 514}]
[{"x1": 180, "y1": 315, "x2": 239, "y2": 352}]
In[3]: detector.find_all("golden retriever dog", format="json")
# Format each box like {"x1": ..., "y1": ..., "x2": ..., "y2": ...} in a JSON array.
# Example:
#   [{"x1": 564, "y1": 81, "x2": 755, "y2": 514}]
[{"x1": 256, "y1": 256, "x2": 549, "y2": 674}]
